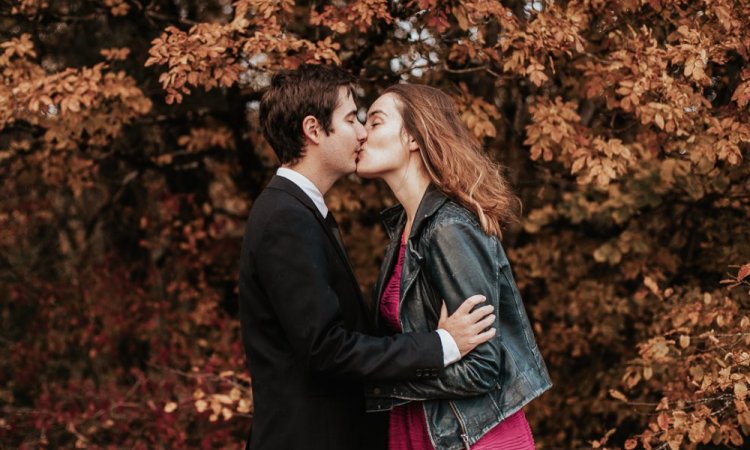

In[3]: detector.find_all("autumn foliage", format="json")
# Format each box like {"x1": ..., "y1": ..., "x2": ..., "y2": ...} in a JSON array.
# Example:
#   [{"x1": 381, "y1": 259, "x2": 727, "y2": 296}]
[{"x1": 2, "y1": 1, "x2": 749, "y2": 449}]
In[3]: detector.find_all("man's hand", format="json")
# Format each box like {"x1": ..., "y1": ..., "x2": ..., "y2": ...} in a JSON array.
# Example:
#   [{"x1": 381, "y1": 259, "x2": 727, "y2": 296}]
[{"x1": 438, "y1": 295, "x2": 496, "y2": 357}]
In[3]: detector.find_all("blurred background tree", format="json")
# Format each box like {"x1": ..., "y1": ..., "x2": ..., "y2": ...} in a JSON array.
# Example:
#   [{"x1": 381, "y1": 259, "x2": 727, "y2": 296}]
[{"x1": 1, "y1": 0, "x2": 749, "y2": 448}]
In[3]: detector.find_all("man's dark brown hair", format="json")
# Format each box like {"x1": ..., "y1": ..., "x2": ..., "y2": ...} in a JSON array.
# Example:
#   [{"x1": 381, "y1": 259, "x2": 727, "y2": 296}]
[{"x1": 259, "y1": 64, "x2": 357, "y2": 165}]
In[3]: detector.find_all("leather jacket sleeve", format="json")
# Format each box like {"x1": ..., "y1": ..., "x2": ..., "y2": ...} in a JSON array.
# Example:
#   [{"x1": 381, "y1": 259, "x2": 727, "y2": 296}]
[{"x1": 377, "y1": 219, "x2": 504, "y2": 400}]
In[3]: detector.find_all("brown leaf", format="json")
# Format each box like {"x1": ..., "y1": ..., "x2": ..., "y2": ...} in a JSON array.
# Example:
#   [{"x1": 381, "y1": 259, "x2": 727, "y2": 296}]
[{"x1": 737, "y1": 263, "x2": 750, "y2": 282}]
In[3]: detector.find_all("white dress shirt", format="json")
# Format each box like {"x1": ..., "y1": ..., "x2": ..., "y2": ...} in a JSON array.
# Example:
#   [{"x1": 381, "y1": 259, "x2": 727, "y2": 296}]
[{"x1": 275, "y1": 167, "x2": 461, "y2": 366}]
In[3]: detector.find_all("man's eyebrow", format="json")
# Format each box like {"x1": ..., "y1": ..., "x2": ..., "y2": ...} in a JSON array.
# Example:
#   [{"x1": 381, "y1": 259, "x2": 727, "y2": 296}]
[
  {"x1": 368, "y1": 110, "x2": 387, "y2": 118},
  {"x1": 345, "y1": 109, "x2": 357, "y2": 117}
]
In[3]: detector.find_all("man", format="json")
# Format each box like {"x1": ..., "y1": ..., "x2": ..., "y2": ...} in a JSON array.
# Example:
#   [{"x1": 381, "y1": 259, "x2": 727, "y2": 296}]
[{"x1": 238, "y1": 64, "x2": 496, "y2": 450}]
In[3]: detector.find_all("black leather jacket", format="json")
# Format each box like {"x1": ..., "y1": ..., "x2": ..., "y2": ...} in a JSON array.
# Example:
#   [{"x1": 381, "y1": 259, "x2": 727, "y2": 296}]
[{"x1": 366, "y1": 185, "x2": 552, "y2": 450}]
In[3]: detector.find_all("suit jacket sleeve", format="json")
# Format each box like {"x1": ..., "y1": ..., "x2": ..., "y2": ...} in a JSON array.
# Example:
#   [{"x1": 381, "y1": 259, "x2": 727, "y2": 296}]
[{"x1": 252, "y1": 205, "x2": 443, "y2": 380}]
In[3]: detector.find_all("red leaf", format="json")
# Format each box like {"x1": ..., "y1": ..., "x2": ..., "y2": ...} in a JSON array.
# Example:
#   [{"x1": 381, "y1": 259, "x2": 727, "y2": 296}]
[{"x1": 657, "y1": 412, "x2": 670, "y2": 430}]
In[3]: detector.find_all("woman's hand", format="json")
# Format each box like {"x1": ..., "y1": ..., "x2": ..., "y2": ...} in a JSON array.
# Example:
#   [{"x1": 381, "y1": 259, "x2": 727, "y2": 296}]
[{"x1": 438, "y1": 295, "x2": 496, "y2": 357}]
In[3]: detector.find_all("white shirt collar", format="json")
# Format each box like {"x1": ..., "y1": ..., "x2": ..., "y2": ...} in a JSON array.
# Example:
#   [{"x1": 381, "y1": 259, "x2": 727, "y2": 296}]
[{"x1": 276, "y1": 167, "x2": 328, "y2": 217}]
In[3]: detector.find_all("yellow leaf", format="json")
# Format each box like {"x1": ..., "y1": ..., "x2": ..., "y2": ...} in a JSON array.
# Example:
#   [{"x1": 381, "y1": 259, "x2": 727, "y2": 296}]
[
  {"x1": 688, "y1": 420, "x2": 705, "y2": 443},
  {"x1": 684, "y1": 57, "x2": 695, "y2": 77},
  {"x1": 644, "y1": 276, "x2": 660, "y2": 295},
  {"x1": 736, "y1": 382, "x2": 748, "y2": 400},
  {"x1": 237, "y1": 399, "x2": 251, "y2": 413},
  {"x1": 654, "y1": 113, "x2": 665, "y2": 129},
  {"x1": 571, "y1": 157, "x2": 586, "y2": 174},
  {"x1": 164, "y1": 401, "x2": 177, "y2": 413},
  {"x1": 213, "y1": 394, "x2": 233, "y2": 405},
  {"x1": 609, "y1": 389, "x2": 628, "y2": 402}
]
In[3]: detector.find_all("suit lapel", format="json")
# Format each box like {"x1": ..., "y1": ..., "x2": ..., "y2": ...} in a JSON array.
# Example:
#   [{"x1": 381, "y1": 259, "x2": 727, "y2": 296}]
[{"x1": 267, "y1": 176, "x2": 363, "y2": 300}]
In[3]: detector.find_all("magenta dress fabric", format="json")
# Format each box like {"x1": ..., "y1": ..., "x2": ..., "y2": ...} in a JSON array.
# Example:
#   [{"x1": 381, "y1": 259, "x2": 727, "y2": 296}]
[{"x1": 380, "y1": 240, "x2": 536, "y2": 450}]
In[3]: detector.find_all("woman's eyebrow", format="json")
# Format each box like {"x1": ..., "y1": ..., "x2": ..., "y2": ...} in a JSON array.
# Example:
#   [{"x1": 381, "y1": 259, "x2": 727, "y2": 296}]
[{"x1": 367, "y1": 109, "x2": 387, "y2": 118}]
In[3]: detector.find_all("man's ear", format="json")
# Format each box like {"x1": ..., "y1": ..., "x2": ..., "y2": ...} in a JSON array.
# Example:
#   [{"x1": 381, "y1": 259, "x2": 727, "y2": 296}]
[{"x1": 302, "y1": 115, "x2": 321, "y2": 145}]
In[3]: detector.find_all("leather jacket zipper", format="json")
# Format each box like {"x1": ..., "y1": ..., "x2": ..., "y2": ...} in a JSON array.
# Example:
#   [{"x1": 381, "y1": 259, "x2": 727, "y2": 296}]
[{"x1": 448, "y1": 400, "x2": 471, "y2": 450}]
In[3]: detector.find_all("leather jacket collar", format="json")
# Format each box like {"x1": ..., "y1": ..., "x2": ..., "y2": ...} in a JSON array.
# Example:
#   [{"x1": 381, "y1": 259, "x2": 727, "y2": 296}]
[{"x1": 380, "y1": 184, "x2": 449, "y2": 242}]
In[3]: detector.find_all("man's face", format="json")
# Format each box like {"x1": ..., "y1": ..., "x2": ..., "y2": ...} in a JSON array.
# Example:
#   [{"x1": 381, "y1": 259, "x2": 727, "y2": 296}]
[{"x1": 317, "y1": 86, "x2": 367, "y2": 177}]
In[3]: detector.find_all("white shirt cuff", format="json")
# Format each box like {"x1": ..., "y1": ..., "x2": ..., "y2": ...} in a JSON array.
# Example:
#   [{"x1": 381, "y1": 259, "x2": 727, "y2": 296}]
[{"x1": 436, "y1": 329, "x2": 461, "y2": 366}]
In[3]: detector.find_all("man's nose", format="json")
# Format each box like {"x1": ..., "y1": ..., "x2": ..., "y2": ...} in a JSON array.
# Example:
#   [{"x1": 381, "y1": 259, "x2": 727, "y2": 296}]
[{"x1": 357, "y1": 122, "x2": 367, "y2": 142}]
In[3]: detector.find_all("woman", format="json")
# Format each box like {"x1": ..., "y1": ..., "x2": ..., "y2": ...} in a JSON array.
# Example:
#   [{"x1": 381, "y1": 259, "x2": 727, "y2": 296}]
[{"x1": 357, "y1": 84, "x2": 552, "y2": 450}]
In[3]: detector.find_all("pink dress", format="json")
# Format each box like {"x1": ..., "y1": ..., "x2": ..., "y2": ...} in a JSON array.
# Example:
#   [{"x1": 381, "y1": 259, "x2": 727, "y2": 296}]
[{"x1": 380, "y1": 240, "x2": 536, "y2": 450}]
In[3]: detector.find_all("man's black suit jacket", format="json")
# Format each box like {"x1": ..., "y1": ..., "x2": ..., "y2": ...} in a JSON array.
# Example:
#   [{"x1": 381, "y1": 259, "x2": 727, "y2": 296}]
[{"x1": 238, "y1": 176, "x2": 444, "y2": 450}]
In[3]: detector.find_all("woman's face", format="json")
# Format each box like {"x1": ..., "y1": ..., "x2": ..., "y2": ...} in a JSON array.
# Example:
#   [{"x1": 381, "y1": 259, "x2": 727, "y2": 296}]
[{"x1": 356, "y1": 93, "x2": 415, "y2": 179}]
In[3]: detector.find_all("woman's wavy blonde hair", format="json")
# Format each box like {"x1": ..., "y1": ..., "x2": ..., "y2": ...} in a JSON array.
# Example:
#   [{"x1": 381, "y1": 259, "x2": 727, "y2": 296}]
[{"x1": 383, "y1": 83, "x2": 517, "y2": 238}]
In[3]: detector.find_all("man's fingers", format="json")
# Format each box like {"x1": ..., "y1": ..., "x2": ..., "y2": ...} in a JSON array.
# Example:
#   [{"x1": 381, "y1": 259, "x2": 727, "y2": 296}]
[
  {"x1": 473, "y1": 314, "x2": 496, "y2": 331},
  {"x1": 440, "y1": 301, "x2": 448, "y2": 322},
  {"x1": 456, "y1": 294, "x2": 486, "y2": 314},
  {"x1": 467, "y1": 304, "x2": 494, "y2": 322},
  {"x1": 475, "y1": 327, "x2": 497, "y2": 344}
]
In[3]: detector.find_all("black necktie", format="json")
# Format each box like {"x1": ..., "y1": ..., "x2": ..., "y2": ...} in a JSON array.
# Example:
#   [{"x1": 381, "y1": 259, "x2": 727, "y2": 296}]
[{"x1": 325, "y1": 212, "x2": 345, "y2": 250}]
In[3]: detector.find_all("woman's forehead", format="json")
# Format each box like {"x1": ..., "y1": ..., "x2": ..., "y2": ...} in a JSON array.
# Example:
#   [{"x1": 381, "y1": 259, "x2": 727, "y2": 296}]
[{"x1": 369, "y1": 93, "x2": 400, "y2": 114}]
